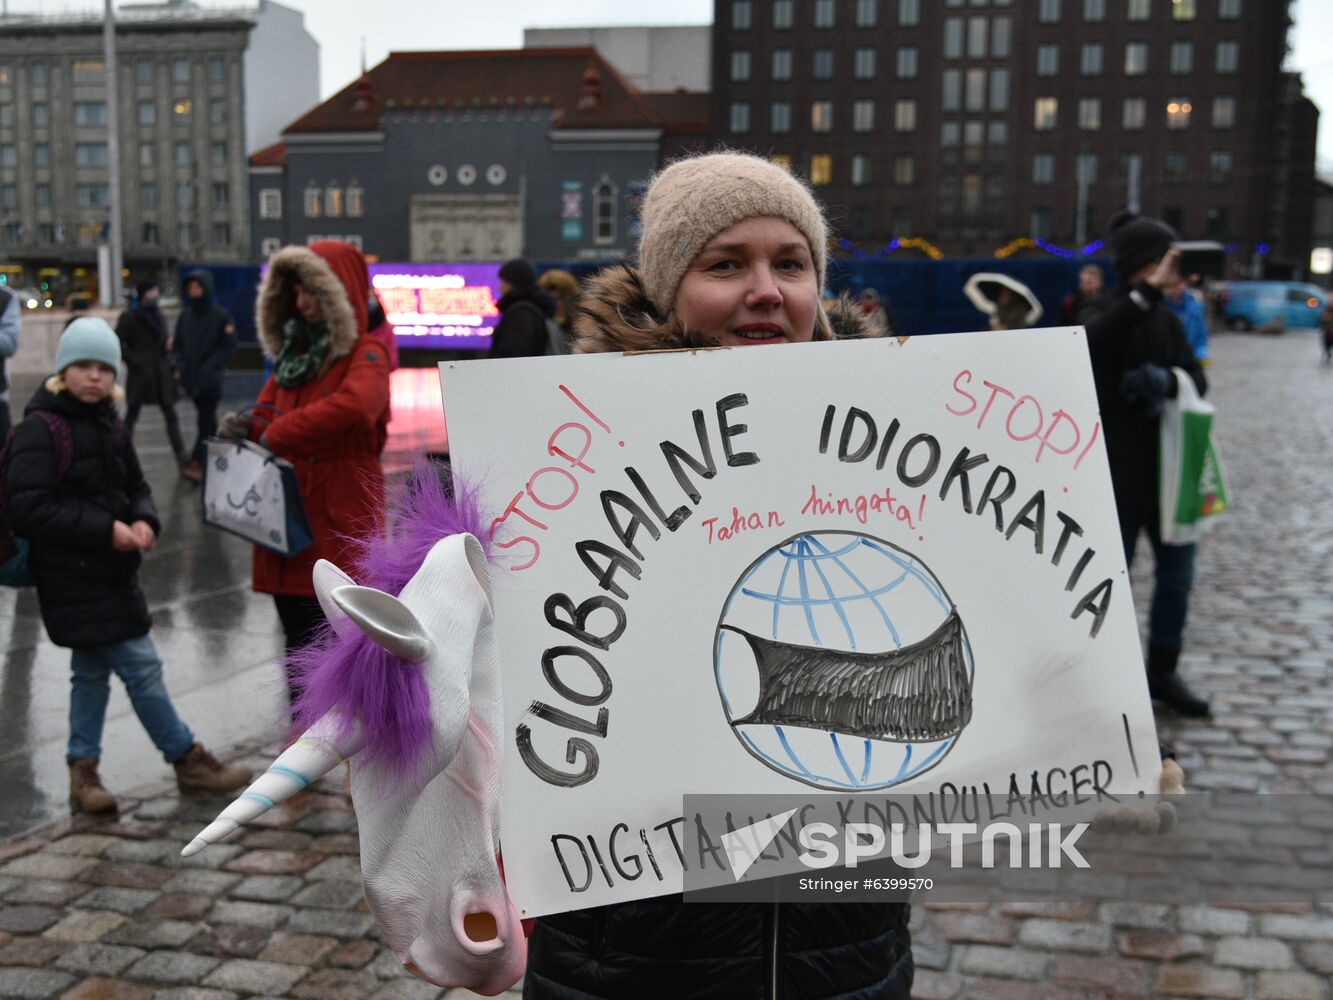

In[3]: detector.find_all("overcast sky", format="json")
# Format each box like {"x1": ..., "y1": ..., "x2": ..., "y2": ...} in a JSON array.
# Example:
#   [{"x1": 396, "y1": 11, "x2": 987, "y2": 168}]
[{"x1": 15, "y1": 0, "x2": 1333, "y2": 167}]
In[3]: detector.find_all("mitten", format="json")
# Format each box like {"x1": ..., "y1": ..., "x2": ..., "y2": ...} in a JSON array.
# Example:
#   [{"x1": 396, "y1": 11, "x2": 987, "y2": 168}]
[
  {"x1": 216, "y1": 411, "x2": 252, "y2": 441},
  {"x1": 1119, "y1": 364, "x2": 1172, "y2": 417}
]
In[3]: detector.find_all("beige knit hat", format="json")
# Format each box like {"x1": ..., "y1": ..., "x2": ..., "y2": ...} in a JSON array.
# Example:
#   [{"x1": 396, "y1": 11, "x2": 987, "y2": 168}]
[{"x1": 636, "y1": 152, "x2": 829, "y2": 314}]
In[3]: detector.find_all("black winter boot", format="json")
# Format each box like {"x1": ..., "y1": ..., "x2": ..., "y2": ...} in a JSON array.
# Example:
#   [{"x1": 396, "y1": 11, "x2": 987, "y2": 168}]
[{"x1": 1147, "y1": 644, "x2": 1211, "y2": 718}]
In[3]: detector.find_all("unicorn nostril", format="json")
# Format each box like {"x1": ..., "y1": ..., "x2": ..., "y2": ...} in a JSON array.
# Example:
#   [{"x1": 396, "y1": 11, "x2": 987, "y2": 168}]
[{"x1": 463, "y1": 910, "x2": 499, "y2": 943}]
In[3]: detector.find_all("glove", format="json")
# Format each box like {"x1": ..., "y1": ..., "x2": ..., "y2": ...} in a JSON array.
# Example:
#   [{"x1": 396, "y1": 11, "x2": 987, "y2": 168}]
[
  {"x1": 216, "y1": 411, "x2": 253, "y2": 441},
  {"x1": 1119, "y1": 364, "x2": 1173, "y2": 418}
]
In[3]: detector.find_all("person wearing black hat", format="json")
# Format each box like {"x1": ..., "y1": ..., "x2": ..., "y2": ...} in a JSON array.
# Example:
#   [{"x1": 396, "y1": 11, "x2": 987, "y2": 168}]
[
  {"x1": 487, "y1": 258, "x2": 557, "y2": 359},
  {"x1": 116, "y1": 280, "x2": 188, "y2": 466},
  {"x1": 1080, "y1": 212, "x2": 1210, "y2": 717}
]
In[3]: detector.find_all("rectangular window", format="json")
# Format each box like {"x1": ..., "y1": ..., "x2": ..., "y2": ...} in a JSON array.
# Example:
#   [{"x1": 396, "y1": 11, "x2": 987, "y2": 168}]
[
  {"x1": 809, "y1": 153, "x2": 832, "y2": 186},
  {"x1": 899, "y1": 0, "x2": 920, "y2": 25},
  {"x1": 811, "y1": 100, "x2": 834, "y2": 132},
  {"x1": 1031, "y1": 208, "x2": 1052, "y2": 240},
  {"x1": 1167, "y1": 98, "x2": 1192, "y2": 129},
  {"x1": 854, "y1": 48, "x2": 876, "y2": 80},
  {"x1": 1037, "y1": 46, "x2": 1059, "y2": 77},
  {"x1": 1083, "y1": 0, "x2": 1105, "y2": 20},
  {"x1": 1170, "y1": 41, "x2": 1193, "y2": 74},
  {"x1": 175, "y1": 142, "x2": 192, "y2": 166},
  {"x1": 771, "y1": 101, "x2": 791, "y2": 133},
  {"x1": 212, "y1": 182, "x2": 228, "y2": 209},
  {"x1": 1209, "y1": 150, "x2": 1233, "y2": 185},
  {"x1": 852, "y1": 99, "x2": 875, "y2": 132},
  {"x1": 1219, "y1": 0, "x2": 1241, "y2": 19},
  {"x1": 177, "y1": 182, "x2": 195, "y2": 210},
  {"x1": 174, "y1": 99, "x2": 192, "y2": 122},
  {"x1": 212, "y1": 223, "x2": 230, "y2": 248},
  {"x1": 73, "y1": 102, "x2": 107, "y2": 126},
  {"x1": 35, "y1": 144, "x2": 50, "y2": 168},
  {"x1": 813, "y1": 50, "x2": 834, "y2": 78},
  {"x1": 962, "y1": 174, "x2": 983, "y2": 217},
  {"x1": 1078, "y1": 97, "x2": 1101, "y2": 130},
  {"x1": 1032, "y1": 153, "x2": 1055, "y2": 185},
  {"x1": 967, "y1": 16, "x2": 988, "y2": 58},
  {"x1": 1172, "y1": 0, "x2": 1196, "y2": 19},
  {"x1": 814, "y1": 0, "x2": 835, "y2": 27},
  {"x1": 1077, "y1": 153, "x2": 1098, "y2": 185},
  {"x1": 940, "y1": 121, "x2": 961, "y2": 147},
  {"x1": 942, "y1": 70, "x2": 962, "y2": 111},
  {"x1": 1212, "y1": 95, "x2": 1235, "y2": 128},
  {"x1": 944, "y1": 18, "x2": 963, "y2": 59},
  {"x1": 772, "y1": 49, "x2": 792, "y2": 80},
  {"x1": 1165, "y1": 152, "x2": 1188, "y2": 184},
  {"x1": 172, "y1": 59, "x2": 190, "y2": 83},
  {"x1": 31, "y1": 62, "x2": 47, "y2": 87},
  {"x1": 76, "y1": 184, "x2": 109, "y2": 208},
  {"x1": 731, "y1": 51, "x2": 751, "y2": 82},
  {"x1": 1128, "y1": 0, "x2": 1150, "y2": 19},
  {"x1": 75, "y1": 143, "x2": 109, "y2": 167},
  {"x1": 208, "y1": 56, "x2": 226, "y2": 83},
  {"x1": 210, "y1": 99, "x2": 226, "y2": 126},
  {"x1": 729, "y1": 101, "x2": 751, "y2": 134},
  {"x1": 261, "y1": 236, "x2": 281, "y2": 257},
  {"x1": 963, "y1": 121, "x2": 984, "y2": 164},
  {"x1": 259, "y1": 188, "x2": 282, "y2": 219},
  {"x1": 772, "y1": 0, "x2": 793, "y2": 28},
  {"x1": 989, "y1": 69, "x2": 1010, "y2": 111},
  {"x1": 142, "y1": 222, "x2": 159, "y2": 245},
  {"x1": 137, "y1": 101, "x2": 156, "y2": 126},
  {"x1": 894, "y1": 155, "x2": 915, "y2": 185},
  {"x1": 857, "y1": 0, "x2": 878, "y2": 27},
  {"x1": 1125, "y1": 42, "x2": 1148, "y2": 76},
  {"x1": 894, "y1": 99, "x2": 917, "y2": 132},
  {"x1": 1038, "y1": 0, "x2": 1061, "y2": 22},
  {"x1": 32, "y1": 102, "x2": 49, "y2": 127},
  {"x1": 135, "y1": 59, "x2": 153, "y2": 85},
  {"x1": 0, "y1": 145, "x2": 15, "y2": 169},
  {"x1": 1216, "y1": 41, "x2": 1239, "y2": 74},
  {"x1": 210, "y1": 141, "x2": 227, "y2": 165},
  {"x1": 1034, "y1": 97, "x2": 1058, "y2": 130},
  {"x1": 992, "y1": 17, "x2": 1012, "y2": 58},
  {"x1": 965, "y1": 69, "x2": 986, "y2": 112},
  {"x1": 0, "y1": 106, "x2": 13, "y2": 128},
  {"x1": 141, "y1": 182, "x2": 158, "y2": 209},
  {"x1": 73, "y1": 59, "x2": 104, "y2": 83},
  {"x1": 1123, "y1": 97, "x2": 1146, "y2": 128},
  {"x1": 1, "y1": 184, "x2": 15, "y2": 210},
  {"x1": 851, "y1": 153, "x2": 872, "y2": 187},
  {"x1": 138, "y1": 143, "x2": 154, "y2": 167},
  {"x1": 1081, "y1": 44, "x2": 1103, "y2": 76},
  {"x1": 897, "y1": 47, "x2": 918, "y2": 78},
  {"x1": 35, "y1": 183, "x2": 51, "y2": 208}
]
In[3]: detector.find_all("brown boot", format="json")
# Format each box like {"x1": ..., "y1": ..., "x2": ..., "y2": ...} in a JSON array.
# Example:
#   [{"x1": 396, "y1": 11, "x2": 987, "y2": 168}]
[
  {"x1": 174, "y1": 743, "x2": 252, "y2": 794},
  {"x1": 68, "y1": 758, "x2": 118, "y2": 814},
  {"x1": 181, "y1": 459, "x2": 203, "y2": 484}
]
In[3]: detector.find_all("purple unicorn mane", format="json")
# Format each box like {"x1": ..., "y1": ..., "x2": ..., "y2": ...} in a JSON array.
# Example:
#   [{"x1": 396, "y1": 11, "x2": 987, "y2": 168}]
[{"x1": 287, "y1": 461, "x2": 493, "y2": 784}]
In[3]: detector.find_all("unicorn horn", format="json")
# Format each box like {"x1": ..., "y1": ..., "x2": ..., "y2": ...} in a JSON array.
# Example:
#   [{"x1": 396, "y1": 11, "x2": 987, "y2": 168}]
[{"x1": 181, "y1": 716, "x2": 363, "y2": 857}]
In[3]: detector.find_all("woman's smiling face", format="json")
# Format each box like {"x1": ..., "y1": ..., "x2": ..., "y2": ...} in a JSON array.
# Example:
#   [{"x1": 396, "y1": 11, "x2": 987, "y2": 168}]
[{"x1": 673, "y1": 216, "x2": 820, "y2": 348}]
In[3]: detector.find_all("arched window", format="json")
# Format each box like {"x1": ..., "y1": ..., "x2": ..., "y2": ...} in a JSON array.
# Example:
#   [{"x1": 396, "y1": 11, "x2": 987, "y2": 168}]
[
  {"x1": 593, "y1": 178, "x2": 616, "y2": 245},
  {"x1": 325, "y1": 182, "x2": 344, "y2": 218},
  {"x1": 346, "y1": 181, "x2": 364, "y2": 217},
  {"x1": 303, "y1": 182, "x2": 321, "y2": 218}
]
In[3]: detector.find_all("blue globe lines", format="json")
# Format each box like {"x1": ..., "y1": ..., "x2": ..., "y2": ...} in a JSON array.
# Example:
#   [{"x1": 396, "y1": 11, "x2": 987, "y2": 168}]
[{"x1": 714, "y1": 532, "x2": 974, "y2": 791}]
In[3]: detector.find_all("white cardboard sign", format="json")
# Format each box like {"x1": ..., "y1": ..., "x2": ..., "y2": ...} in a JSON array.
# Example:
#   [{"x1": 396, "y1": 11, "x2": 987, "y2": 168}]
[{"x1": 440, "y1": 329, "x2": 1160, "y2": 918}]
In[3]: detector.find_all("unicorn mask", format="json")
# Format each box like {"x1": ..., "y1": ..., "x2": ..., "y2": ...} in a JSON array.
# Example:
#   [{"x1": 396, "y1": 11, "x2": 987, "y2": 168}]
[{"x1": 184, "y1": 472, "x2": 525, "y2": 996}]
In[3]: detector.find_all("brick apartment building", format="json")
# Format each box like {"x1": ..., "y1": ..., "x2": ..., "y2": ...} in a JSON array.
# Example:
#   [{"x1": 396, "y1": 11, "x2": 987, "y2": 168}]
[{"x1": 710, "y1": 0, "x2": 1318, "y2": 273}]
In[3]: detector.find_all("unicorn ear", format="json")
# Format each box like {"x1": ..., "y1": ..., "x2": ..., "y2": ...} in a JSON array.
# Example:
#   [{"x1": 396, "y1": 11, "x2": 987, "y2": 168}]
[
  {"x1": 331, "y1": 584, "x2": 434, "y2": 663},
  {"x1": 313, "y1": 560, "x2": 356, "y2": 633}
]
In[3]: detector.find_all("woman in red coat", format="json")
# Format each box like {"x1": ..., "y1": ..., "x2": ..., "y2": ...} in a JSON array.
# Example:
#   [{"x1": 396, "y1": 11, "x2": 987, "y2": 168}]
[{"x1": 220, "y1": 240, "x2": 390, "y2": 708}]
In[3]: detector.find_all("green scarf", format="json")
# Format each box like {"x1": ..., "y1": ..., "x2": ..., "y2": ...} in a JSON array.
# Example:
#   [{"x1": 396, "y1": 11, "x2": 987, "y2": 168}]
[{"x1": 274, "y1": 317, "x2": 333, "y2": 388}]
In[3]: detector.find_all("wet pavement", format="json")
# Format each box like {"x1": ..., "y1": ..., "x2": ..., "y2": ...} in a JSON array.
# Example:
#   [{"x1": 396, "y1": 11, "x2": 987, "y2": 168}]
[{"x1": 1, "y1": 329, "x2": 1331, "y2": 999}]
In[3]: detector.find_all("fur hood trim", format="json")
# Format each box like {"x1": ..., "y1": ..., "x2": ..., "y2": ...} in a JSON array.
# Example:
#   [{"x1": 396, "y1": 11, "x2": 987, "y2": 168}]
[
  {"x1": 44, "y1": 374, "x2": 126, "y2": 404},
  {"x1": 571, "y1": 264, "x2": 885, "y2": 355},
  {"x1": 256, "y1": 246, "x2": 360, "y2": 361}
]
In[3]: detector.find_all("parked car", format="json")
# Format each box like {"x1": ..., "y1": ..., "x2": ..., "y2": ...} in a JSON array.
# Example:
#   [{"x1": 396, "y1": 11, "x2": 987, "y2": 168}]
[{"x1": 1222, "y1": 281, "x2": 1325, "y2": 330}]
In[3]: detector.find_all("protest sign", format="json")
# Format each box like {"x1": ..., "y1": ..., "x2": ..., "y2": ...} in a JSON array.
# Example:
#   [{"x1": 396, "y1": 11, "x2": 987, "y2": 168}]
[{"x1": 440, "y1": 328, "x2": 1160, "y2": 917}]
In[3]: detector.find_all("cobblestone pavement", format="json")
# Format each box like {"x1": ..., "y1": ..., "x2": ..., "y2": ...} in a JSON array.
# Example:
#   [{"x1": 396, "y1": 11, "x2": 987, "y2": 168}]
[{"x1": 1, "y1": 328, "x2": 1330, "y2": 999}]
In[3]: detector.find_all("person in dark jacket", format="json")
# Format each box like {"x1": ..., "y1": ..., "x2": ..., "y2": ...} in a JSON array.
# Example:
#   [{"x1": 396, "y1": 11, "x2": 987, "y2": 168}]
[
  {"x1": 173, "y1": 268, "x2": 235, "y2": 483},
  {"x1": 6, "y1": 318, "x2": 251, "y2": 815},
  {"x1": 1063, "y1": 264, "x2": 1109, "y2": 325},
  {"x1": 1080, "y1": 213, "x2": 1211, "y2": 717},
  {"x1": 116, "y1": 280, "x2": 187, "y2": 466},
  {"x1": 487, "y1": 258, "x2": 556, "y2": 358}
]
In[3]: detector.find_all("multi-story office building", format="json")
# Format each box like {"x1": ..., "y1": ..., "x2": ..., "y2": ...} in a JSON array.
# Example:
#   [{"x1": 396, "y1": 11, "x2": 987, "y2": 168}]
[
  {"x1": 0, "y1": 0, "x2": 318, "y2": 296},
  {"x1": 710, "y1": 0, "x2": 1318, "y2": 273}
]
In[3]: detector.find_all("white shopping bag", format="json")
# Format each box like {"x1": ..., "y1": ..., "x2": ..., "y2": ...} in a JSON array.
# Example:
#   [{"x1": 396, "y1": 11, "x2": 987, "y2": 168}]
[{"x1": 201, "y1": 437, "x2": 313, "y2": 556}]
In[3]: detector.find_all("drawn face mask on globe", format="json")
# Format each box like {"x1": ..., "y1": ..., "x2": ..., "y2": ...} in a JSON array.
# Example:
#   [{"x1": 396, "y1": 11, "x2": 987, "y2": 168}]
[{"x1": 713, "y1": 531, "x2": 974, "y2": 790}]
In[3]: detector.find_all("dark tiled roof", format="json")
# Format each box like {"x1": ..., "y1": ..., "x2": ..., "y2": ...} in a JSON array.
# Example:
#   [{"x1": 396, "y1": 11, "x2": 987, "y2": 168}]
[
  {"x1": 283, "y1": 48, "x2": 663, "y2": 135},
  {"x1": 248, "y1": 141, "x2": 286, "y2": 167}
]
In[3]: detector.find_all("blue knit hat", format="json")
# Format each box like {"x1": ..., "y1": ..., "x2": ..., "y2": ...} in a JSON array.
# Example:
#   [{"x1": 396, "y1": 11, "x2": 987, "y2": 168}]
[{"x1": 55, "y1": 317, "x2": 122, "y2": 375}]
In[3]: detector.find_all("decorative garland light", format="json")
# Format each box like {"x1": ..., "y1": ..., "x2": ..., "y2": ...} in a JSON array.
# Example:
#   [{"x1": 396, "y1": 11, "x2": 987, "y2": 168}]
[
  {"x1": 994, "y1": 237, "x2": 1036, "y2": 259},
  {"x1": 837, "y1": 236, "x2": 943, "y2": 261},
  {"x1": 994, "y1": 236, "x2": 1110, "y2": 260}
]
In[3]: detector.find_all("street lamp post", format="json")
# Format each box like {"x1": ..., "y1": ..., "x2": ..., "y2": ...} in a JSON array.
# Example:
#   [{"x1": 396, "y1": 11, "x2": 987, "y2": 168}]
[{"x1": 102, "y1": 0, "x2": 123, "y2": 306}]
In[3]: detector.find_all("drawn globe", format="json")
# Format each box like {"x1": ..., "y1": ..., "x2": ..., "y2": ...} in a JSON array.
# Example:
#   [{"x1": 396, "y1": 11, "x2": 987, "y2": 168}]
[{"x1": 714, "y1": 531, "x2": 973, "y2": 791}]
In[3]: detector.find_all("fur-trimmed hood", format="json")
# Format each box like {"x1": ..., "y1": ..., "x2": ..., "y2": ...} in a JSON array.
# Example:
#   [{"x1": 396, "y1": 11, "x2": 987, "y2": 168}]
[
  {"x1": 256, "y1": 242, "x2": 369, "y2": 360},
  {"x1": 570, "y1": 264, "x2": 887, "y2": 355}
]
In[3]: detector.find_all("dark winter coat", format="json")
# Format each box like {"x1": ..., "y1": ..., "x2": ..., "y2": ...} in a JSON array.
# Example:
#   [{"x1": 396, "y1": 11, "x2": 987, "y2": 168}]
[
  {"x1": 172, "y1": 269, "x2": 235, "y2": 398},
  {"x1": 7, "y1": 380, "x2": 160, "y2": 648},
  {"x1": 116, "y1": 302, "x2": 176, "y2": 406},
  {"x1": 526, "y1": 265, "x2": 913, "y2": 1000},
  {"x1": 249, "y1": 241, "x2": 389, "y2": 598},
  {"x1": 488, "y1": 285, "x2": 556, "y2": 358},
  {"x1": 1080, "y1": 283, "x2": 1207, "y2": 526}
]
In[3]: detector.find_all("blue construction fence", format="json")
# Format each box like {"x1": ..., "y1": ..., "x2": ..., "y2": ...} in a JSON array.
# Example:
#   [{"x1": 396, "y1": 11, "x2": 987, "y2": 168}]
[{"x1": 185, "y1": 256, "x2": 1111, "y2": 347}]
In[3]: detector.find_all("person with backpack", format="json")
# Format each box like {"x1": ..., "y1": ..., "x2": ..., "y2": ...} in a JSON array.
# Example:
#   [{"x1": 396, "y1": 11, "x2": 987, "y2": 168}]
[
  {"x1": 4, "y1": 317, "x2": 252, "y2": 813},
  {"x1": 0, "y1": 283, "x2": 20, "y2": 440},
  {"x1": 487, "y1": 258, "x2": 559, "y2": 358},
  {"x1": 117, "y1": 280, "x2": 188, "y2": 466}
]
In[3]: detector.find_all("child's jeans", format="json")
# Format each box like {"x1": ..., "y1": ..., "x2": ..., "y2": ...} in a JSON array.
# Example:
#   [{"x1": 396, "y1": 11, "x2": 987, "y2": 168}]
[{"x1": 68, "y1": 635, "x2": 194, "y2": 764}]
